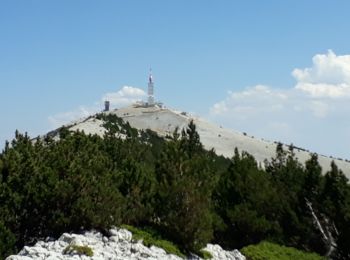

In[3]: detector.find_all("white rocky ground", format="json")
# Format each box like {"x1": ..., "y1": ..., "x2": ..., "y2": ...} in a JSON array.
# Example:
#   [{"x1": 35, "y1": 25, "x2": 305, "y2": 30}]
[
  {"x1": 64, "y1": 105, "x2": 350, "y2": 178},
  {"x1": 6, "y1": 228, "x2": 245, "y2": 260}
]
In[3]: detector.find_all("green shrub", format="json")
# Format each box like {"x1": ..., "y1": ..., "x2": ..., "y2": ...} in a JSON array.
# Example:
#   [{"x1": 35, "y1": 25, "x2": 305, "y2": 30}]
[
  {"x1": 199, "y1": 249, "x2": 213, "y2": 259},
  {"x1": 0, "y1": 222, "x2": 16, "y2": 259},
  {"x1": 121, "y1": 225, "x2": 185, "y2": 258},
  {"x1": 241, "y1": 241, "x2": 325, "y2": 260},
  {"x1": 63, "y1": 245, "x2": 93, "y2": 257}
]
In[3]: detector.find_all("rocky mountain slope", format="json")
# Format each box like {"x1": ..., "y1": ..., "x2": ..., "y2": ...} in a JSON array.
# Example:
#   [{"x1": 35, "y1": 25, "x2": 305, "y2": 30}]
[
  {"x1": 57, "y1": 105, "x2": 350, "y2": 178},
  {"x1": 6, "y1": 228, "x2": 245, "y2": 260}
]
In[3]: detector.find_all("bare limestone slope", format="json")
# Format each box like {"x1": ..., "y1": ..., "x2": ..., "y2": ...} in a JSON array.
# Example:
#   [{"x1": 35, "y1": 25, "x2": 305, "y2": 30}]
[{"x1": 65, "y1": 105, "x2": 350, "y2": 178}]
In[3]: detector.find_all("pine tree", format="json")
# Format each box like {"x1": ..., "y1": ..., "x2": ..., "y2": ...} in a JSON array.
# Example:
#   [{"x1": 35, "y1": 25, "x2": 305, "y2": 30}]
[
  {"x1": 303, "y1": 154, "x2": 322, "y2": 204},
  {"x1": 215, "y1": 148, "x2": 283, "y2": 248},
  {"x1": 154, "y1": 122, "x2": 216, "y2": 252}
]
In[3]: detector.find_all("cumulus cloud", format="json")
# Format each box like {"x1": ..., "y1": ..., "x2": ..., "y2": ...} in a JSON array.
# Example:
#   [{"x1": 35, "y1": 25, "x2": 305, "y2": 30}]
[
  {"x1": 49, "y1": 86, "x2": 146, "y2": 128},
  {"x1": 211, "y1": 85, "x2": 288, "y2": 118},
  {"x1": 293, "y1": 50, "x2": 350, "y2": 98},
  {"x1": 209, "y1": 50, "x2": 350, "y2": 158},
  {"x1": 102, "y1": 86, "x2": 146, "y2": 108}
]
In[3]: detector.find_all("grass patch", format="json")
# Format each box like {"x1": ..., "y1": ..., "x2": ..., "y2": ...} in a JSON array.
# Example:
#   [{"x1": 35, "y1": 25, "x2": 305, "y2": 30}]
[
  {"x1": 121, "y1": 224, "x2": 185, "y2": 258},
  {"x1": 241, "y1": 241, "x2": 325, "y2": 260},
  {"x1": 198, "y1": 249, "x2": 213, "y2": 259},
  {"x1": 63, "y1": 245, "x2": 93, "y2": 257}
]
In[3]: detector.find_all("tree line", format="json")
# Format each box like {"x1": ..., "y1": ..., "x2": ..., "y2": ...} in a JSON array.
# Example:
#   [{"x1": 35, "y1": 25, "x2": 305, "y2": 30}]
[{"x1": 0, "y1": 114, "x2": 349, "y2": 259}]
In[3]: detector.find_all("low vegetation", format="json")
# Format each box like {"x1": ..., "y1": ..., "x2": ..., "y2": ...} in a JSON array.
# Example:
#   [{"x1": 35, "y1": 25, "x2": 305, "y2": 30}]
[
  {"x1": 63, "y1": 245, "x2": 93, "y2": 257},
  {"x1": 0, "y1": 114, "x2": 349, "y2": 259},
  {"x1": 199, "y1": 249, "x2": 213, "y2": 259},
  {"x1": 121, "y1": 225, "x2": 185, "y2": 258},
  {"x1": 241, "y1": 241, "x2": 325, "y2": 260}
]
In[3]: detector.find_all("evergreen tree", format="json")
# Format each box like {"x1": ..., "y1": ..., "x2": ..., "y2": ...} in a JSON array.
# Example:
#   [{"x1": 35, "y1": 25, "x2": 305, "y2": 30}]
[
  {"x1": 303, "y1": 154, "x2": 322, "y2": 204},
  {"x1": 1, "y1": 114, "x2": 350, "y2": 259},
  {"x1": 215, "y1": 148, "x2": 283, "y2": 248},
  {"x1": 154, "y1": 122, "x2": 216, "y2": 252},
  {"x1": 321, "y1": 161, "x2": 350, "y2": 259}
]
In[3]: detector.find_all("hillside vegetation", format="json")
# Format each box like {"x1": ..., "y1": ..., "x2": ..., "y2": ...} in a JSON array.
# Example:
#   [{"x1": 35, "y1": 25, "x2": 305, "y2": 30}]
[
  {"x1": 0, "y1": 114, "x2": 349, "y2": 259},
  {"x1": 241, "y1": 241, "x2": 325, "y2": 260}
]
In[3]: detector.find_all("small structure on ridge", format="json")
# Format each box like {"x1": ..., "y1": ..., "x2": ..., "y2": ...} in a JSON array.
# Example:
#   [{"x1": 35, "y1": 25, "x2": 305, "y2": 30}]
[{"x1": 104, "y1": 100, "x2": 110, "y2": 112}]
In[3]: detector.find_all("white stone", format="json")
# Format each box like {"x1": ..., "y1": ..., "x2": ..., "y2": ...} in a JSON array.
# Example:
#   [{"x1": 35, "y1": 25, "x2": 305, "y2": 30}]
[
  {"x1": 102, "y1": 236, "x2": 108, "y2": 243},
  {"x1": 59, "y1": 233, "x2": 74, "y2": 243},
  {"x1": 6, "y1": 256, "x2": 33, "y2": 260},
  {"x1": 116, "y1": 228, "x2": 133, "y2": 242},
  {"x1": 149, "y1": 246, "x2": 166, "y2": 255},
  {"x1": 109, "y1": 236, "x2": 119, "y2": 243},
  {"x1": 203, "y1": 244, "x2": 246, "y2": 260},
  {"x1": 109, "y1": 228, "x2": 119, "y2": 236},
  {"x1": 6, "y1": 228, "x2": 245, "y2": 260},
  {"x1": 70, "y1": 236, "x2": 84, "y2": 247}
]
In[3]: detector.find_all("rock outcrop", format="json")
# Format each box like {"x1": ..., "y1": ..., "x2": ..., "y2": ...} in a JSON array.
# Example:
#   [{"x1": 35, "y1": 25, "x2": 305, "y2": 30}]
[
  {"x1": 202, "y1": 244, "x2": 245, "y2": 260},
  {"x1": 6, "y1": 228, "x2": 246, "y2": 260}
]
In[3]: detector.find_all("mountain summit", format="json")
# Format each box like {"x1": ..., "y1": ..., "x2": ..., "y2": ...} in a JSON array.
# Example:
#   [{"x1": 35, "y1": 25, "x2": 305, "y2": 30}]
[{"x1": 56, "y1": 104, "x2": 350, "y2": 178}]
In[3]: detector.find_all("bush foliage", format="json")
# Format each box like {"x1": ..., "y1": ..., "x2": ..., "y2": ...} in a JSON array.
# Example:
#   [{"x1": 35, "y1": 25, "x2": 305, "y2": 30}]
[
  {"x1": 241, "y1": 241, "x2": 325, "y2": 260},
  {"x1": 0, "y1": 114, "x2": 350, "y2": 259},
  {"x1": 122, "y1": 225, "x2": 185, "y2": 258},
  {"x1": 199, "y1": 249, "x2": 213, "y2": 259},
  {"x1": 63, "y1": 245, "x2": 94, "y2": 257}
]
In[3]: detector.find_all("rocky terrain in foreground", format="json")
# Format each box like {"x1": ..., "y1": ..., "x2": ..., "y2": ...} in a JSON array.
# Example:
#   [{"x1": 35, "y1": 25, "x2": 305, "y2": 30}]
[{"x1": 6, "y1": 228, "x2": 246, "y2": 260}]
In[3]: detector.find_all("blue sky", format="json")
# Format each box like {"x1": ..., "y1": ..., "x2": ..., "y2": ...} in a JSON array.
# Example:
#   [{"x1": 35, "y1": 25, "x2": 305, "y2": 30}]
[{"x1": 1, "y1": 1, "x2": 350, "y2": 159}]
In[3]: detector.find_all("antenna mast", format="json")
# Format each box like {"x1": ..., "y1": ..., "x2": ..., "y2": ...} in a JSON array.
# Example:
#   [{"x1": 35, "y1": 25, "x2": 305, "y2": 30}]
[{"x1": 148, "y1": 68, "x2": 155, "y2": 106}]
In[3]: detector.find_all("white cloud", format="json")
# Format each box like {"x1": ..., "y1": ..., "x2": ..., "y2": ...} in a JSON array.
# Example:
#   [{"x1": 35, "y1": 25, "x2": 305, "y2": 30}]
[
  {"x1": 293, "y1": 50, "x2": 350, "y2": 98},
  {"x1": 102, "y1": 86, "x2": 146, "y2": 108},
  {"x1": 209, "y1": 50, "x2": 350, "y2": 158},
  {"x1": 48, "y1": 106, "x2": 98, "y2": 129},
  {"x1": 295, "y1": 82, "x2": 350, "y2": 98},
  {"x1": 49, "y1": 86, "x2": 146, "y2": 128},
  {"x1": 210, "y1": 85, "x2": 288, "y2": 119}
]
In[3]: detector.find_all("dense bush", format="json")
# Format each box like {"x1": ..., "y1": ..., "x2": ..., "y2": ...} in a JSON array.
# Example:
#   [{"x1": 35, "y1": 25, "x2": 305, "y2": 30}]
[
  {"x1": 0, "y1": 114, "x2": 350, "y2": 259},
  {"x1": 121, "y1": 225, "x2": 185, "y2": 258},
  {"x1": 241, "y1": 241, "x2": 325, "y2": 260},
  {"x1": 0, "y1": 221, "x2": 16, "y2": 258},
  {"x1": 214, "y1": 149, "x2": 283, "y2": 248}
]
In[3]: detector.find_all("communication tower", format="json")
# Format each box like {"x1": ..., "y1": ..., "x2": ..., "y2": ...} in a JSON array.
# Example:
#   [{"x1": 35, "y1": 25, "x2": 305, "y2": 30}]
[{"x1": 148, "y1": 70, "x2": 155, "y2": 106}]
